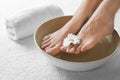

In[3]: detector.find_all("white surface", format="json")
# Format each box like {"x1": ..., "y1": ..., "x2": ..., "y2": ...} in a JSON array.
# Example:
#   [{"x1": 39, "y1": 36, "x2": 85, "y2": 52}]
[{"x1": 0, "y1": 0, "x2": 120, "y2": 80}]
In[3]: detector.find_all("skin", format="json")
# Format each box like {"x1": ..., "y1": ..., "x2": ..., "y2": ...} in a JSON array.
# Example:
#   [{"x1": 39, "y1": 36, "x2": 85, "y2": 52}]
[
  {"x1": 41, "y1": 0, "x2": 120, "y2": 56},
  {"x1": 61, "y1": 0, "x2": 120, "y2": 54}
]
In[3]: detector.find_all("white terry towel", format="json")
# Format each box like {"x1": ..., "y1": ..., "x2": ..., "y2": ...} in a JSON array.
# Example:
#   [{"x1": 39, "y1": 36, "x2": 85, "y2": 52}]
[{"x1": 5, "y1": 4, "x2": 64, "y2": 40}]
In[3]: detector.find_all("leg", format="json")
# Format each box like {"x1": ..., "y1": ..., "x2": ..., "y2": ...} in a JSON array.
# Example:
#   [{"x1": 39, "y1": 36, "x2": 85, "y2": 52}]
[
  {"x1": 60, "y1": 0, "x2": 103, "y2": 53},
  {"x1": 67, "y1": 0, "x2": 120, "y2": 54},
  {"x1": 41, "y1": 0, "x2": 103, "y2": 56}
]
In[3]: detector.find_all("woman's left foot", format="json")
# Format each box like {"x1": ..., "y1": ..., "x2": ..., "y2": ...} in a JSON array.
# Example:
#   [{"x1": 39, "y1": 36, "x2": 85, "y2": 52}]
[{"x1": 61, "y1": 10, "x2": 114, "y2": 54}]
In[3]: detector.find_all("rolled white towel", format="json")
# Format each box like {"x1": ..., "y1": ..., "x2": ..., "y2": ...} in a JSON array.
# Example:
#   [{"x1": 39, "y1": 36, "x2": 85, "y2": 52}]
[{"x1": 5, "y1": 4, "x2": 64, "y2": 40}]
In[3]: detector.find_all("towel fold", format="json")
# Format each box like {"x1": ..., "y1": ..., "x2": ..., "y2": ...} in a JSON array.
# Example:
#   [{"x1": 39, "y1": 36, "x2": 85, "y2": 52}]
[{"x1": 5, "y1": 4, "x2": 64, "y2": 40}]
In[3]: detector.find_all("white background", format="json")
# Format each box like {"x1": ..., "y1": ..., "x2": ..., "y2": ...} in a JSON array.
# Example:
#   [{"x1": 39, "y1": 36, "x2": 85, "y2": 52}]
[{"x1": 0, "y1": 0, "x2": 120, "y2": 80}]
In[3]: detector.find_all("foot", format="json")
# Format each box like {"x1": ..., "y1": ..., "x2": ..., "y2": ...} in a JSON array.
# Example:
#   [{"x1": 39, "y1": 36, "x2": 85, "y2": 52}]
[
  {"x1": 41, "y1": 0, "x2": 104, "y2": 56},
  {"x1": 61, "y1": 11, "x2": 114, "y2": 54},
  {"x1": 41, "y1": 19, "x2": 84, "y2": 56}
]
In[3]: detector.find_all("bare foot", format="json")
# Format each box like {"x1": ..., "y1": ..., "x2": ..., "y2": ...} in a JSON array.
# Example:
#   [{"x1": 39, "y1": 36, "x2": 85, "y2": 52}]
[
  {"x1": 77, "y1": 14, "x2": 114, "y2": 54},
  {"x1": 61, "y1": 0, "x2": 119, "y2": 54},
  {"x1": 41, "y1": 19, "x2": 83, "y2": 56},
  {"x1": 62, "y1": 9, "x2": 114, "y2": 54},
  {"x1": 41, "y1": 0, "x2": 104, "y2": 56}
]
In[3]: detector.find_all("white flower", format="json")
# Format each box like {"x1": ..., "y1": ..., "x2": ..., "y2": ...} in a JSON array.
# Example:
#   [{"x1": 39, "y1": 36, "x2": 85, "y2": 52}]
[{"x1": 63, "y1": 34, "x2": 80, "y2": 47}]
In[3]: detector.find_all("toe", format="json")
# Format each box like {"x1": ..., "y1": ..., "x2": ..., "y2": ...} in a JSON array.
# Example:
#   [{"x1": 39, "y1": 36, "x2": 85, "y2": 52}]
[
  {"x1": 69, "y1": 45, "x2": 78, "y2": 54},
  {"x1": 66, "y1": 45, "x2": 73, "y2": 53},
  {"x1": 76, "y1": 44, "x2": 83, "y2": 54},
  {"x1": 44, "y1": 44, "x2": 54, "y2": 51},
  {"x1": 81, "y1": 40, "x2": 96, "y2": 52},
  {"x1": 46, "y1": 43, "x2": 61, "y2": 56},
  {"x1": 41, "y1": 38, "x2": 50, "y2": 45},
  {"x1": 43, "y1": 35, "x2": 50, "y2": 41},
  {"x1": 60, "y1": 46, "x2": 67, "y2": 52},
  {"x1": 69, "y1": 47, "x2": 75, "y2": 53},
  {"x1": 41, "y1": 42, "x2": 50, "y2": 49}
]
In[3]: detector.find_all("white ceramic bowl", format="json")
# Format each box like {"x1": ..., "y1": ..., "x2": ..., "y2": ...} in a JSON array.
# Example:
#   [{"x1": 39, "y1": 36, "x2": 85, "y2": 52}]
[{"x1": 34, "y1": 16, "x2": 120, "y2": 71}]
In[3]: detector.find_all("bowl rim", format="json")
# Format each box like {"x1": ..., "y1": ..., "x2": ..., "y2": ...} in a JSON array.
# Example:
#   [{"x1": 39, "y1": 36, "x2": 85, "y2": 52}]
[{"x1": 34, "y1": 15, "x2": 120, "y2": 64}]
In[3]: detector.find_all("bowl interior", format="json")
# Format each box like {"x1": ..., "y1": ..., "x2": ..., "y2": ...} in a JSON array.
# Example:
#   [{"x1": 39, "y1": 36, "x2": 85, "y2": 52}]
[{"x1": 35, "y1": 16, "x2": 120, "y2": 62}]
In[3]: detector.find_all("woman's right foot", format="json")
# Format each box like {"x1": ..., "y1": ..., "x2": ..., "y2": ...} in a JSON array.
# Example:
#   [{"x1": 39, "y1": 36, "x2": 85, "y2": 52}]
[{"x1": 41, "y1": 18, "x2": 84, "y2": 56}]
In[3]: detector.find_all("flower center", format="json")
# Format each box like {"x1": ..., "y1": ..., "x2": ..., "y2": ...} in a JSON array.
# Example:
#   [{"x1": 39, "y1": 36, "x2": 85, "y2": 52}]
[{"x1": 69, "y1": 39, "x2": 74, "y2": 43}]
